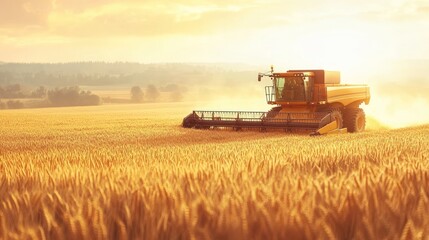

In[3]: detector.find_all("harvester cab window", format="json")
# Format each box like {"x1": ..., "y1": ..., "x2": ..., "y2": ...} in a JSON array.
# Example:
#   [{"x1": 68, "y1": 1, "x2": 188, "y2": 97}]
[
  {"x1": 275, "y1": 78, "x2": 285, "y2": 99},
  {"x1": 275, "y1": 77, "x2": 307, "y2": 102}
]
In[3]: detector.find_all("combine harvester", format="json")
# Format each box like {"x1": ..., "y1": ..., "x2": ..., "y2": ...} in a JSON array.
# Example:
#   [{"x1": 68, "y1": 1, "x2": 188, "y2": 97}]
[{"x1": 183, "y1": 67, "x2": 370, "y2": 135}]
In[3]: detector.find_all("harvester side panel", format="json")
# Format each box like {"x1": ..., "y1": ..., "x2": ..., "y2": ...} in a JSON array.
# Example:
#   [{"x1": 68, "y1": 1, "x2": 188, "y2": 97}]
[{"x1": 326, "y1": 85, "x2": 371, "y2": 106}]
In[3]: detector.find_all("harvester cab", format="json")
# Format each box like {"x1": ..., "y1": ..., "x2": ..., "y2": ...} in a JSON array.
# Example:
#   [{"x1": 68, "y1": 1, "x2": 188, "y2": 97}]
[{"x1": 183, "y1": 67, "x2": 370, "y2": 135}]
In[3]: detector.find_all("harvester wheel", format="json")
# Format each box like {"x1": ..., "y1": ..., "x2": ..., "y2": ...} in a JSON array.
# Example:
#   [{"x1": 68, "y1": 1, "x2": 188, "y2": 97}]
[{"x1": 343, "y1": 108, "x2": 365, "y2": 133}]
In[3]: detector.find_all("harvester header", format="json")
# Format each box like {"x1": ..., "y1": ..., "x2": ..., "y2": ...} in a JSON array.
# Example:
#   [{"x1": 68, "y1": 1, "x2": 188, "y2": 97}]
[{"x1": 183, "y1": 68, "x2": 370, "y2": 135}]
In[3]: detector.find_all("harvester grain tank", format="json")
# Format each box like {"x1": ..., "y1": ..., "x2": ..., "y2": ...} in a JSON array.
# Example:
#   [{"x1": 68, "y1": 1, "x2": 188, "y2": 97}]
[{"x1": 182, "y1": 68, "x2": 370, "y2": 135}]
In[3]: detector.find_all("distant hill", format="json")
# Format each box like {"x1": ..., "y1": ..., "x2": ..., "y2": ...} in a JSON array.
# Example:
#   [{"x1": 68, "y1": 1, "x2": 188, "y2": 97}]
[
  {"x1": 0, "y1": 62, "x2": 258, "y2": 87},
  {"x1": 1, "y1": 60, "x2": 427, "y2": 101}
]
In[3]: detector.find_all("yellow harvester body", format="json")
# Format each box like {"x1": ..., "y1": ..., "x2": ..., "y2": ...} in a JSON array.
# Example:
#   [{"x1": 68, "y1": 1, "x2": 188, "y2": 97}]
[{"x1": 183, "y1": 68, "x2": 370, "y2": 135}]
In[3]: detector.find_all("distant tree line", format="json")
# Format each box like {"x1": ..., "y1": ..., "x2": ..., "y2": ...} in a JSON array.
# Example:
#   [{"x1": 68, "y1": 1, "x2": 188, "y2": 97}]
[
  {"x1": 0, "y1": 62, "x2": 201, "y2": 86},
  {"x1": 0, "y1": 84, "x2": 26, "y2": 98},
  {"x1": 0, "y1": 84, "x2": 47, "y2": 99},
  {"x1": 0, "y1": 85, "x2": 101, "y2": 110},
  {"x1": 0, "y1": 100, "x2": 24, "y2": 109},
  {"x1": 0, "y1": 82, "x2": 186, "y2": 110},
  {"x1": 47, "y1": 87, "x2": 101, "y2": 107},
  {"x1": 130, "y1": 85, "x2": 160, "y2": 103},
  {"x1": 130, "y1": 84, "x2": 183, "y2": 103},
  {"x1": 0, "y1": 62, "x2": 260, "y2": 106},
  {"x1": 0, "y1": 62, "x2": 255, "y2": 87}
]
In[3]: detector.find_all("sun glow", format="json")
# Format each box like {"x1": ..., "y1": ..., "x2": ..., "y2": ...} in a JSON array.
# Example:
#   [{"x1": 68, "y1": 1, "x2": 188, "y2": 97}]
[
  {"x1": 296, "y1": 30, "x2": 372, "y2": 70},
  {"x1": 257, "y1": 24, "x2": 379, "y2": 73}
]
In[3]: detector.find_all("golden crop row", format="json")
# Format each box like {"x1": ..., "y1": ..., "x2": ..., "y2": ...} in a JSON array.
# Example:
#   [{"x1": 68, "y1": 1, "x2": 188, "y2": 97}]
[{"x1": 0, "y1": 105, "x2": 428, "y2": 239}]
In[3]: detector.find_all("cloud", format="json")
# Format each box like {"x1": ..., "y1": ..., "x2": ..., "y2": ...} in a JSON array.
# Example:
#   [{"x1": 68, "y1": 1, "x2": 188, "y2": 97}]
[
  {"x1": 417, "y1": 6, "x2": 429, "y2": 14},
  {"x1": 0, "y1": 0, "x2": 53, "y2": 27},
  {"x1": 44, "y1": 1, "x2": 286, "y2": 38},
  {"x1": 0, "y1": 0, "x2": 429, "y2": 63},
  {"x1": 1, "y1": 0, "x2": 428, "y2": 39},
  {"x1": 355, "y1": 1, "x2": 429, "y2": 22},
  {"x1": 0, "y1": 0, "x2": 276, "y2": 38}
]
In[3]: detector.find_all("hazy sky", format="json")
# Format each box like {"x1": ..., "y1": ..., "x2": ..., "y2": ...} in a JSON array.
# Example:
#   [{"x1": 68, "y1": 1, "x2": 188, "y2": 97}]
[
  {"x1": 1, "y1": 0, "x2": 429, "y2": 69},
  {"x1": 1, "y1": 0, "x2": 428, "y2": 126}
]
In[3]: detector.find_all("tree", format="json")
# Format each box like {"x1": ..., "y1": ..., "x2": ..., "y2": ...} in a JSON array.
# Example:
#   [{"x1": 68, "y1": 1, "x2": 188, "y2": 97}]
[
  {"x1": 31, "y1": 86, "x2": 47, "y2": 98},
  {"x1": 146, "y1": 84, "x2": 160, "y2": 102},
  {"x1": 130, "y1": 86, "x2": 144, "y2": 103},
  {"x1": 47, "y1": 86, "x2": 101, "y2": 106}
]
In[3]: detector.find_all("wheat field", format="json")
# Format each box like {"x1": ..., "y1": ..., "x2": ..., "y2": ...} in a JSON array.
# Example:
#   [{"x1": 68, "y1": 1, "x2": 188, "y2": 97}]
[{"x1": 0, "y1": 103, "x2": 428, "y2": 240}]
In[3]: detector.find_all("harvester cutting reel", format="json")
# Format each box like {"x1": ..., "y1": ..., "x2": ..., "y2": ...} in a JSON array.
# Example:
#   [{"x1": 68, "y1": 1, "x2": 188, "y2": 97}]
[{"x1": 182, "y1": 109, "x2": 360, "y2": 136}]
